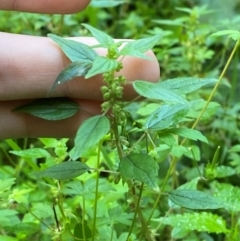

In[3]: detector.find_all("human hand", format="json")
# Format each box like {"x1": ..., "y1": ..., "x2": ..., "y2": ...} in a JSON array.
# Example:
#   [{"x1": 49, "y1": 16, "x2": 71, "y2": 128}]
[{"x1": 0, "y1": 0, "x2": 160, "y2": 139}]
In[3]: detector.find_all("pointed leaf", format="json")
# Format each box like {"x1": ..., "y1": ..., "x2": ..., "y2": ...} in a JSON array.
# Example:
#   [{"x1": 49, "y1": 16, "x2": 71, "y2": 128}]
[
  {"x1": 82, "y1": 23, "x2": 114, "y2": 46},
  {"x1": 168, "y1": 128, "x2": 208, "y2": 143},
  {"x1": 120, "y1": 34, "x2": 163, "y2": 58},
  {"x1": 32, "y1": 161, "x2": 89, "y2": 180},
  {"x1": 72, "y1": 115, "x2": 110, "y2": 160},
  {"x1": 48, "y1": 34, "x2": 97, "y2": 63},
  {"x1": 90, "y1": 0, "x2": 127, "y2": 7},
  {"x1": 228, "y1": 144, "x2": 240, "y2": 153},
  {"x1": 177, "y1": 177, "x2": 200, "y2": 190},
  {"x1": 158, "y1": 77, "x2": 218, "y2": 94},
  {"x1": 85, "y1": 56, "x2": 118, "y2": 78},
  {"x1": 160, "y1": 212, "x2": 228, "y2": 234},
  {"x1": 119, "y1": 153, "x2": 158, "y2": 188},
  {"x1": 9, "y1": 148, "x2": 50, "y2": 159},
  {"x1": 145, "y1": 104, "x2": 189, "y2": 130},
  {"x1": 212, "y1": 30, "x2": 240, "y2": 41},
  {"x1": 13, "y1": 98, "x2": 80, "y2": 120},
  {"x1": 50, "y1": 62, "x2": 92, "y2": 92},
  {"x1": 133, "y1": 81, "x2": 188, "y2": 104},
  {"x1": 169, "y1": 189, "x2": 223, "y2": 210},
  {"x1": 152, "y1": 18, "x2": 185, "y2": 26}
]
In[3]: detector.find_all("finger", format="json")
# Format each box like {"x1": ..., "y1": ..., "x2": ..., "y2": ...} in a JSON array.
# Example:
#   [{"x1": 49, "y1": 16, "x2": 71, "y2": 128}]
[
  {"x1": 0, "y1": 33, "x2": 160, "y2": 101},
  {"x1": 0, "y1": 0, "x2": 90, "y2": 14},
  {"x1": 0, "y1": 99, "x2": 102, "y2": 139}
]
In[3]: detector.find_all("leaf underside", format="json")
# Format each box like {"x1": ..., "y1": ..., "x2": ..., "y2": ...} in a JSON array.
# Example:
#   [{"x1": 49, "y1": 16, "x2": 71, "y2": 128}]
[
  {"x1": 32, "y1": 161, "x2": 90, "y2": 180},
  {"x1": 169, "y1": 189, "x2": 223, "y2": 210},
  {"x1": 12, "y1": 98, "x2": 80, "y2": 120}
]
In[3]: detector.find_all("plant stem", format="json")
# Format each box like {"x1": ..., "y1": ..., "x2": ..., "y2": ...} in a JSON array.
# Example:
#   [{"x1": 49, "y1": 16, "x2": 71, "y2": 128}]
[
  {"x1": 111, "y1": 114, "x2": 151, "y2": 240},
  {"x1": 110, "y1": 225, "x2": 114, "y2": 241},
  {"x1": 190, "y1": 39, "x2": 240, "y2": 135},
  {"x1": 127, "y1": 182, "x2": 144, "y2": 240},
  {"x1": 145, "y1": 38, "x2": 240, "y2": 229},
  {"x1": 82, "y1": 198, "x2": 86, "y2": 241},
  {"x1": 91, "y1": 141, "x2": 101, "y2": 241}
]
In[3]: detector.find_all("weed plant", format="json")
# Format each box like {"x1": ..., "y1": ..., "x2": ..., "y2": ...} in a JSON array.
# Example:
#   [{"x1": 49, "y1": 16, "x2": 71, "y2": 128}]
[{"x1": 1, "y1": 1, "x2": 240, "y2": 241}]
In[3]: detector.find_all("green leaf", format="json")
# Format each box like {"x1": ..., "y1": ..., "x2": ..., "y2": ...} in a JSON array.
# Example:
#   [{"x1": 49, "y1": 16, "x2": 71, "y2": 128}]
[
  {"x1": 152, "y1": 18, "x2": 185, "y2": 26},
  {"x1": 133, "y1": 81, "x2": 188, "y2": 104},
  {"x1": 10, "y1": 148, "x2": 50, "y2": 159},
  {"x1": 136, "y1": 103, "x2": 160, "y2": 116},
  {"x1": 158, "y1": 77, "x2": 218, "y2": 94},
  {"x1": 85, "y1": 56, "x2": 118, "y2": 78},
  {"x1": 168, "y1": 128, "x2": 208, "y2": 143},
  {"x1": 62, "y1": 179, "x2": 115, "y2": 200},
  {"x1": 215, "y1": 165, "x2": 235, "y2": 178},
  {"x1": 212, "y1": 30, "x2": 240, "y2": 41},
  {"x1": 74, "y1": 222, "x2": 92, "y2": 239},
  {"x1": 160, "y1": 212, "x2": 228, "y2": 234},
  {"x1": 48, "y1": 34, "x2": 97, "y2": 63},
  {"x1": 5, "y1": 223, "x2": 40, "y2": 237},
  {"x1": 50, "y1": 62, "x2": 92, "y2": 92},
  {"x1": 189, "y1": 145, "x2": 201, "y2": 161},
  {"x1": 145, "y1": 104, "x2": 189, "y2": 130},
  {"x1": 228, "y1": 144, "x2": 240, "y2": 153},
  {"x1": 120, "y1": 34, "x2": 163, "y2": 59},
  {"x1": 158, "y1": 133, "x2": 177, "y2": 147},
  {"x1": 72, "y1": 115, "x2": 110, "y2": 160},
  {"x1": 0, "y1": 178, "x2": 16, "y2": 192},
  {"x1": 82, "y1": 23, "x2": 114, "y2": 47},
  {"x1": 0, "y1": 209, "x2": 18, "y2": 216},
  {"x1": 177, "y1": 177, "x2": 200, "y2": 190},
  {"x1": 169, "y1": 189, "x2": 223, "y2": 210},
  {"x1": 119, "y1": 153, "x2": 158, "y2": 188},
  {"x1": 12, "y1": 98, "x2": 80, "y2": 120},
  {"x1": 32, "y1": 161, "x2": 89, "y2": 180},
  {"x1": 0, "y1": 235, "x2": 18, "y2": 241},
  {"x1": 108, "y1": 206, "x2": 130, "y2": 225},
  {"x1": 90, "y1": 0, "x2": 127, "y2": 8},
  {"x1": 171, "y1": 145, "x2": 190, "y2": 159},
  {"x1": 211, "y1": 181, "x2": 240, "y2": 212}
]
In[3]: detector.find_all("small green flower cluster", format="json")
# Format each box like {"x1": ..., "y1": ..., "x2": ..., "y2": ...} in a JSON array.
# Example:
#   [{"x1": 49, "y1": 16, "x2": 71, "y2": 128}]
[{"x1": 101, "y1": 48, "x2": 127, "y2": 126}]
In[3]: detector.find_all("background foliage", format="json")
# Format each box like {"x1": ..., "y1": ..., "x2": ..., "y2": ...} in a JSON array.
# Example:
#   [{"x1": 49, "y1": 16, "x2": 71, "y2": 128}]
[{"x1": 1, "y1": 0, "x2": 240, "y2": 240}]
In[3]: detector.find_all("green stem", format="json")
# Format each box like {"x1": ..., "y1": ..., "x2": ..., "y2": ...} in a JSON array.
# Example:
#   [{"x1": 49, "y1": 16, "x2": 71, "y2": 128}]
[
  {"x1": 126, "y1": 133, "x2": 145, "y2": 155},
  {"x1": 1, "y1": 146, "x2": 16, "y2": 166},
  {"x1": 57, "y1": 199, "x2": 66, "y2": 221},
  {"x1": 82, "y1": 197, "x2": 86, "y2": 241},
  {"x1": 190, "y1": 40, "x2": 240, "y2": 131},
  {"x1": 5, "y1": 139, "x2": 21, "y2": 151},
  {"x1": 112, "y1": 117, "x2": 125, "y2": 159},
  {"x1": 91, "y1": 141, "x2": 101, "y2": 241},
  {"x1": 145, "y1": 39, "x2": 240, "y2": 229},
  {"x1": 111, "y1": 116, "x2": 151, "y2": 240},
  {"x1": 58, "y1": 15, "x2": 64, "y2": 35},
  {"x1": 21, "y1": 204, "x2": 54, "y2": 231},
  {"x1": 145, "y1": 156, "x2": 176, "y2": 229},
  {"x1": 127, "y1": 183, "x2": 144, "y2": 240},
  {"x1": 110, "y1": 225, "x2": 114, "y2": 241}
]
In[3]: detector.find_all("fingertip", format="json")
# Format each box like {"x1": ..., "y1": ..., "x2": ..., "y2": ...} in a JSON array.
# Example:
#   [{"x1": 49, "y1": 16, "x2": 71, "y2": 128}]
[
  {"x1": 60, "y1": 0, "x2": 91, "y2": 14},
  {"x1": 0, "y1": 0, "x2": 91, "y2": 14},
  {"x1": 122, "y1": 50, "x2": 160, "y2": 83}
]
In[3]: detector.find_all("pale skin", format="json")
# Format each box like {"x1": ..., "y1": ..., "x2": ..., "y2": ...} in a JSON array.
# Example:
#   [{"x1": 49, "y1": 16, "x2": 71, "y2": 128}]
[{"x1": 0, "y1": 0, "x2": 160, "y2": 139}]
